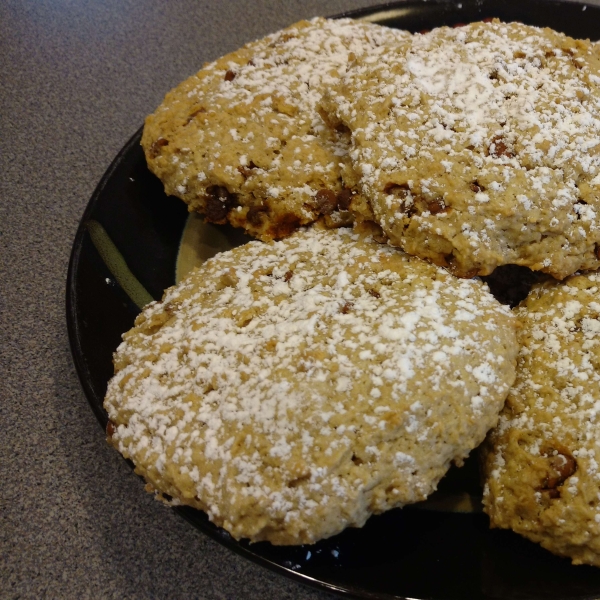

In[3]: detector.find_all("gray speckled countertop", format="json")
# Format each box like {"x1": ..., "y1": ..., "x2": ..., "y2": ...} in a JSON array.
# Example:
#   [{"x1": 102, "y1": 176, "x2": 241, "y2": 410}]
[
  {"x1": 3, "y1": 1, "x2": 599, "y2": 599},
  {"x1": 1, "y1": 2, "x2": 379, "y2": 598}
]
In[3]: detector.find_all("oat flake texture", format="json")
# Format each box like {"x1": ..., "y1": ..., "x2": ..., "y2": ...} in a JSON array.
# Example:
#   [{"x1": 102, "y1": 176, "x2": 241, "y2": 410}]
[
  {"x1": 326, "y1": 20, "x2": 600, "y2": 279},
  {"x1": 482, "y1": 271, "x2": 600, "y2": 566},
  {"x1": 104, "y1": 228, "x2": 518, "y2": 545},
  {"x1": 141, "y1": 17, "x2": 410, "y2": 241}
]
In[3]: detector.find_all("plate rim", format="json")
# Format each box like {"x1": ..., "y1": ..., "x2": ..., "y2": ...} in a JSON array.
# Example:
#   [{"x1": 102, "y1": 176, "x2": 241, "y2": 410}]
[{"x1": 66, "y1": 126, "x2": 145, "y2": 428}]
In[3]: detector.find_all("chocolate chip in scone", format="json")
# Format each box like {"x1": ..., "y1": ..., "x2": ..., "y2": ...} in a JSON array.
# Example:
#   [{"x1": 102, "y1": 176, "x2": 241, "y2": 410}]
[
  {"x1": 237, "y1": 161, "x2": 259, "y2": 179},
  {"x1": 336, "y1": 188, "x2": 354, "y2": 211},
  {"x1": 268, "y1": 213, "x2": 301, "y2": 239},
  {"x1": 205, "y1": 186, "x2": 237, "y2": 223},
  {"x1": 340, "y1": 301, "x2": 353, "y2": 314},
  {"x1": 488, "y1": 135, "x2": 514, "y2": 158},
  {"x1": 422, "y1": 197, "x2": 447, "y2": 215},
  {"x1": 247, "y1": 204, "x2": 269, "y2": 226},
  {"x1": 149, "y1": 137, "x2": 169, "y2": 158},
  {"x1": 314, "y1": 189, "x2": 338, "y2": 215},
  {"x1": 538, "y1": 448, "x2": 578, "y2": 499},
  {"x1": 185, "y1": 107, "x2": 206, "y2": 125}
]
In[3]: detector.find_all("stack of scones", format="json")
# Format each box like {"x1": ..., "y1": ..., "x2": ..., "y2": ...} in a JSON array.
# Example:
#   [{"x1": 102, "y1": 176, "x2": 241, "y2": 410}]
[{"x1": 103, "y1": 17, "x2": 600, "y2": 565}]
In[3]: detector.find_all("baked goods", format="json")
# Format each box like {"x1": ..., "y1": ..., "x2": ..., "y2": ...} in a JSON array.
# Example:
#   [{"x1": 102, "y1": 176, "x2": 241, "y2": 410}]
[
  {"x1": 104, "y1": 227, "x2": 518, "y2": 545},
  {"x1": 113, "y1": 13, "x2": 600, "y2": 556},
  {"x1": 482, "y1": 272, "x2": 600, "y2": 566},
  {"x1": 141, "y1": 18, "x2": 410, "y2": 241},
  {"x1": 325, "y1": 20, "x2": 600, "y2": 279}
]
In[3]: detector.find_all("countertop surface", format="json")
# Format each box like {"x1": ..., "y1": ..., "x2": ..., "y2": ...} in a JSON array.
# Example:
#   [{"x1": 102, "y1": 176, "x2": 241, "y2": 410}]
[{"x1": 3, "y1": 1, "x2": 599, "y2": 599}]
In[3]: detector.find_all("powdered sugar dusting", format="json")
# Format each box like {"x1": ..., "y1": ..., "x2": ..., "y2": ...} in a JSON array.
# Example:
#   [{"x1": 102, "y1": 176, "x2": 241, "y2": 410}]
[
  {"x1": 143, "y1": 18, "x2": 410, "y2": 240},
  {"x1": 104, "y1": 228, "x2": 517, "y2": 544},
  {"x1": 490, "y1": 272, "x2": 600, "y2": 483},
  {"x1": 329, "y1": 20, "x2": 600, "y2": 278},
  {"x1": 483, "y1": 271, "x2": 600, "y2": 565}
]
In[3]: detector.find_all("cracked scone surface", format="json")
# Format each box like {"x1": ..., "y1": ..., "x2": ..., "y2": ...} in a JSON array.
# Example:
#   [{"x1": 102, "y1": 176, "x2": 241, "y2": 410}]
[
  {"x1": 104, "y1": 228, "x2": 518, "y2": 545},
  {"x1": 327, "y1": 20, "x2": 600, "y2": 278},
  {"x1": 482, "y1": 272, "x2": 600, "y2": 566},
  {"x1": 141, "y1": 18, "x2": 409, "y2": 241}
]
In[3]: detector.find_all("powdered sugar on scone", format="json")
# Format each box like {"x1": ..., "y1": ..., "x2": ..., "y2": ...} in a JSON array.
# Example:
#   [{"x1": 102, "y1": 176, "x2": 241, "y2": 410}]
[
  {"x1": 327, "y1": 20, "x2": 600, "y2": 278},
  {"x1": 142, "y1": 18, "x2": 410, "y2": 240},
  {"x1": 482, "y1": 271, "x2": 600, "y2": 566},
  {"x1": 104, "y1": 228, "x2": 518, "y2": 545}
]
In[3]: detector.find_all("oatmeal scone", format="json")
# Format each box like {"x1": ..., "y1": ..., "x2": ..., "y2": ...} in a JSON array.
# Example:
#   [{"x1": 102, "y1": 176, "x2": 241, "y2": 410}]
[
  {"x1": 142, "y1": 18, "x2": 410, "y2": 240},
  {"x1": 326, "y1": 20, "x2": 600, "y2": 278},
  {"x1": 482, "y1": 272, "x2": 600, "y2": 566},
  {"x1": 105, "y1": 228, "x2": 518, "y2": 545}
]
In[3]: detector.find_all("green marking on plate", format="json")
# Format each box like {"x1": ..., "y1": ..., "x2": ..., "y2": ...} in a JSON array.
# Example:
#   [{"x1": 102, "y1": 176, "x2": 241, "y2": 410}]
[
  {"x1": 175, "y1": 213, "x2": 251, "y2": 284},
  {"x1": 356, "y1": 8, "x2": 413, "y2": 22},
  {"x1": 175, "y1": 213, "x2": 232, "y2": 284},
  {"x1": 409, "y1": 491, "x2": 483, "y2": 514},
  {"x1": 86, "y1": 219, "x2": 154, "y2": 309}
]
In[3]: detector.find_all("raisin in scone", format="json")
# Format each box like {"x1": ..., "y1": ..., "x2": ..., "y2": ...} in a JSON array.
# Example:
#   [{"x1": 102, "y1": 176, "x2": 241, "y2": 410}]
[
  {"x1": 325, "y1": 20, "x2": 600, "y2": 279},
  {"x1": 141, "y1": 18, "x2": 410, "y2": 240},
  {"x1": 482, "y1": 272, "x2": 600, "y2": 566},
  {"x1": 104, "y1": 228, "x2": 518, "y2": 545}
]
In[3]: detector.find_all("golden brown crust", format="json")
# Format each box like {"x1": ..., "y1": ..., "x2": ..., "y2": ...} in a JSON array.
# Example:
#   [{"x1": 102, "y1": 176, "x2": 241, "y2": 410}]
[
  {"x1": 141, "y1": 18, "x2": 410, "y2": 241},
  {"x1": 482, "y1": 271, "x2": 600, "y2": 566},
  {"x1": 105, "y1": 228, "x2": 518, "y2": 545},
  {"x1": 327, "y1": 20, "x2": 600, "y2": 279}
]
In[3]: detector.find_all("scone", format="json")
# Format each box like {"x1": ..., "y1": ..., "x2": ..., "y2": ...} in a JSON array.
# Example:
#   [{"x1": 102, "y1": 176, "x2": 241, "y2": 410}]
[
  {"x1": 141, "y1": 18, "x2": 410, "y2": 240},
  {"x1": 325, "y1": 20, "x2": 600, "y2": 279},
  {"x1": 482, "y1": 272, "x2": 600, "y2": 566},
  {"x1": 104, "y1": 227, "x2": 518, "y2": 545}
]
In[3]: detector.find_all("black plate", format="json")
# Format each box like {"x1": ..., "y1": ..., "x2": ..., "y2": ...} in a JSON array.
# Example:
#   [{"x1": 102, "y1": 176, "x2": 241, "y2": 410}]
[{"x1": 66, "y1": 2, "x2": 600, "y2": 598}]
